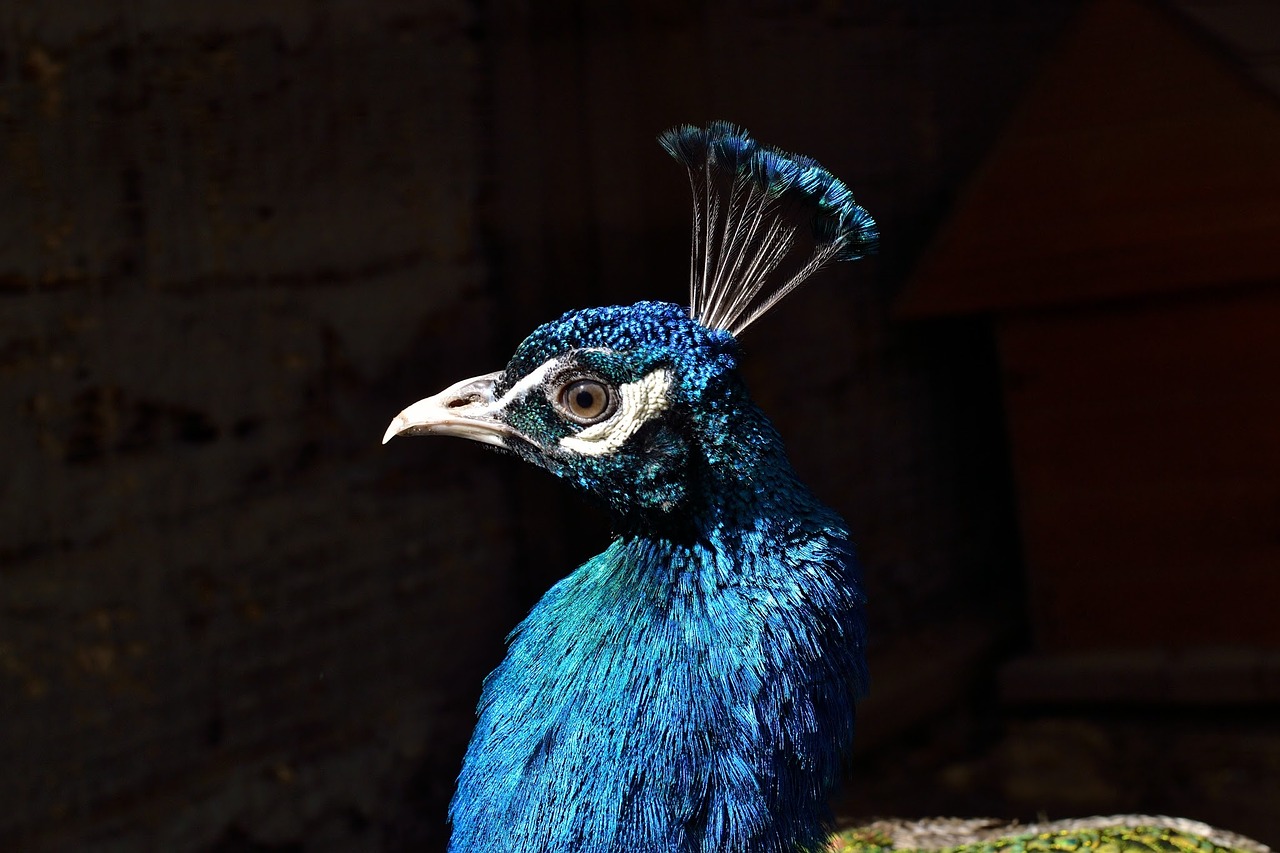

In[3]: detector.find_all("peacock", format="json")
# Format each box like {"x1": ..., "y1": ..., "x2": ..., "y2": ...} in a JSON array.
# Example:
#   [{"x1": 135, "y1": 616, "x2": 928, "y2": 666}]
[{"x1": 383, "y1": 123, "x2": 1268, "y2": 853}]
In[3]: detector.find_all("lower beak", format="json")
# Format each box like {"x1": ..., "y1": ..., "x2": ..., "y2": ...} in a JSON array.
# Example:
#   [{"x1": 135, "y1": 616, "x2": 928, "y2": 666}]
[{"x1": 382, "y1": 371, "x2": 511, "y2": 448}]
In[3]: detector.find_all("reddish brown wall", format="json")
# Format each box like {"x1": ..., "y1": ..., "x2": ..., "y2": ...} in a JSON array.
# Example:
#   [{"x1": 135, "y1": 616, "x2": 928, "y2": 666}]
[{"x1": 1000, "y1": 287, "x2": 1280, "y2": 652}]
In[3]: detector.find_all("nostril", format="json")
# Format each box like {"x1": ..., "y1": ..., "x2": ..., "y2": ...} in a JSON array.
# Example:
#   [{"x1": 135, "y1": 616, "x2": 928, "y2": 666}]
[{"x1": 446, "y1": 394, "x2": 481, "y2": 410}]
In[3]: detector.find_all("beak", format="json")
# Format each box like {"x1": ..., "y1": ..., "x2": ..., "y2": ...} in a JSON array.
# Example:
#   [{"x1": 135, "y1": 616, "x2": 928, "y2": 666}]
[{"x1": 382, "y1": 371, "x2": 511, "y2": 448}]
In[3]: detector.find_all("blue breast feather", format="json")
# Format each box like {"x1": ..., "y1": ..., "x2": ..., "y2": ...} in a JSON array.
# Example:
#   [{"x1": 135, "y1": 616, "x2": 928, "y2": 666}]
[{"x1": 450, "y1": 527, "x2": 866, "y2": 853}]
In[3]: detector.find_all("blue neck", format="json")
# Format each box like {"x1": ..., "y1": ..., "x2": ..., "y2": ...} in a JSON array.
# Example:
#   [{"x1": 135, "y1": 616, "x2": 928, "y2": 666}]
[{"x1": 447, "y1": 465, "x2": 868, "y2": 853}]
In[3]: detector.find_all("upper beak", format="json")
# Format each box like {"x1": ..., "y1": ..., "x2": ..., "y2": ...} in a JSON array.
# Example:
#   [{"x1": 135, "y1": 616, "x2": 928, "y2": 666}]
[{"x1": 382, "y1": 371, "x2": 511, "y2": 448}]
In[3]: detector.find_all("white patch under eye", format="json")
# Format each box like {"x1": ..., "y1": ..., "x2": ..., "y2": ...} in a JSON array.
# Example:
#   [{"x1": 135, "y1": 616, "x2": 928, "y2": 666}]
[{"x1": 558, "y1": 369, "x2": 672, "y2": 457}]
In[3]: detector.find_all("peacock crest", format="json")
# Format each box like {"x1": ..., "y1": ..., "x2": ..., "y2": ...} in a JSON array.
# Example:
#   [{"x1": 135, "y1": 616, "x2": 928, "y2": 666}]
[{"x1": 659, "y1": 121, "x2": 878, "y2": 336}]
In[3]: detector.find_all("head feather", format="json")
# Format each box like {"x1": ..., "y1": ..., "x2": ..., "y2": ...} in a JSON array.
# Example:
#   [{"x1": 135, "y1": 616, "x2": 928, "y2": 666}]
[{"x1": 659, "y1": 121, "x2": 878, "y2": 335}]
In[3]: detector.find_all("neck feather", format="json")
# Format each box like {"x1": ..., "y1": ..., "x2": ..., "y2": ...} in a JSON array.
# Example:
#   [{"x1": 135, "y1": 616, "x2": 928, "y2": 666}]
[{"x1": 448, "y1": 464, "x2": 868, "y2": 853}]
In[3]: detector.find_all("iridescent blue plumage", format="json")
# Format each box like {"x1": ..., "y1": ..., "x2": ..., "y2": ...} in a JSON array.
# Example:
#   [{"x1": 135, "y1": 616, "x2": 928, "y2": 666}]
[
  {"x1": 447, "y1": 303, "x2": 868, "y2": 852},
  {"x1": 384, "y1": 124, "x2": 877, "y2": 853}
]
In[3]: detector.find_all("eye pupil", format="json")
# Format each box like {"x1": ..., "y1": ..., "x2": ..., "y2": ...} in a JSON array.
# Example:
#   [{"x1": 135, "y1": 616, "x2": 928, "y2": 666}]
[{"x1": 575, "y1": 389, "x2": 595, "y2": 409}]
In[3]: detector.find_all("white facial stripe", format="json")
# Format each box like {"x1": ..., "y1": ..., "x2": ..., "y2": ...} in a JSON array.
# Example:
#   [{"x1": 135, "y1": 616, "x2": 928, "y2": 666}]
[
  {"x1": 493, "y1": 357, "x2": 565, "y2": 410},
  {"x1": 559, "y1": 369, "x2": 672, "y2": 457},
  {"x1": 491, "y1": 348, "x2": 616, "y2": 412}
]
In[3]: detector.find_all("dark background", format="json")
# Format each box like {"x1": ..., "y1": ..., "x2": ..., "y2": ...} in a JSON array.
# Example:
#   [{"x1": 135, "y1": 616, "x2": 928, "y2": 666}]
[{"x1": 3, "y1": 1, "x2": 1278, "y2": 850}]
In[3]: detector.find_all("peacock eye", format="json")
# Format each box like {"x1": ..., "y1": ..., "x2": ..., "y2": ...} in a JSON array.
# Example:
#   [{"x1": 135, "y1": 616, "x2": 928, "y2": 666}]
[{"x1": 555, "y1": 378, "x2": 615, "y2": 425}]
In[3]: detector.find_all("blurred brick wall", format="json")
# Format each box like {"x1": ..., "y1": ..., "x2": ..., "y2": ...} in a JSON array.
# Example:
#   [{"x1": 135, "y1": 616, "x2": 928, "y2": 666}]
[
  {"x1": 0, "y1": 1, "x2": 1073, "y2": 850},
  {"x1": 0, "y1": 2, "x2": 513, "y2": 849}
]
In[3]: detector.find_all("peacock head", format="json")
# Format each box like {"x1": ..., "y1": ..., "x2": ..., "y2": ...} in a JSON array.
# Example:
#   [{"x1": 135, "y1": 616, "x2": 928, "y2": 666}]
[
  {"x1": 384, "y1": 122, "x2": 877, "y2": 523},
  {"x1": 382, "y1": 301, "x2": 746, "y2": 519}
]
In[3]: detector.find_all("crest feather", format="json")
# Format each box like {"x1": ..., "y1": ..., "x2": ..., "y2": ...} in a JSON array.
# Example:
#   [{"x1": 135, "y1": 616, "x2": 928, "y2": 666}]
[{"x1": 659, "y1": 122, "x2": 877, "y2": 335}]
